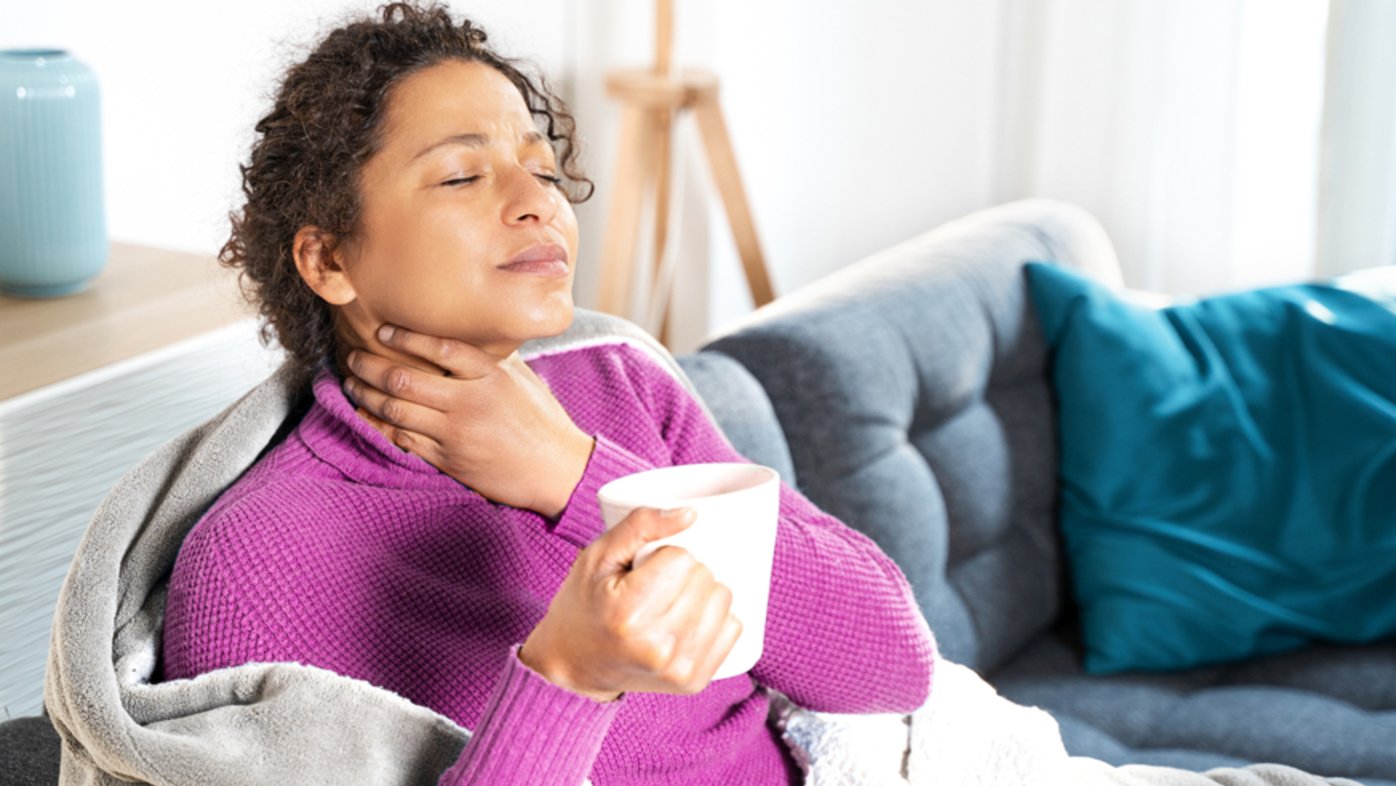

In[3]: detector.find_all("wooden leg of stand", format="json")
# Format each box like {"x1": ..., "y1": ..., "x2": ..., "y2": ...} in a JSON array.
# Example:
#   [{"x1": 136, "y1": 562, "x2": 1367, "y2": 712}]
[
  {"x1": 649, "y1": 109, "x2": 673, "y2": 289},
  {"x1": 649, "y1": 109, "x2": 674, "y2": 345},
  {"x1": 599, "y1": 105, "x2": 651, "y2": 316},
  {"x1": 692, "y1": 95, "x2": 776, "y2": 307}
]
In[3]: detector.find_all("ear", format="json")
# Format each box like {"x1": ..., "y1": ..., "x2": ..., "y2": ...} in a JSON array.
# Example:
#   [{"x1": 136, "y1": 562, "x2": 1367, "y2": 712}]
[{"x1": 293, "y1": 226, "x2": 356, "y2": 306}]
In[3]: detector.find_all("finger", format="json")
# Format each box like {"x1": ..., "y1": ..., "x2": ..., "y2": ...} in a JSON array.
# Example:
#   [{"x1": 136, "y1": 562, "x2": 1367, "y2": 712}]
[
  {"x1": 346, "y1": 350, "x2": 454, "y2": 412},
  {"x1": 696, "y1": 612, "x2": 744, "y2": 682},
  {"x1": 356, "y1": 406, "x2": 412, "y2": 450},
  {"x1": 684, "y1": 583, "x2": 739, "y2": 682},
  {"x1": 659, "y1": 562, "x2": 725, "y2": 644},
  {"x1": 355, "y1": 405, "x2": 391, "y2": 436},
  {"x1": 619, "y1": 546, "x2": 701, "y2": 622},
  {"x1": 653, "y1": 571, "x2": 730, "y2": 690},
  {"x1": 376, "y1": 323, "x2": 494, "y2": 380},
  {"x1": 596, "y1": 507, "x2": 696, "y2": 574},
  {"x1": 356, "y1": 404, "x2": 446, "y2": 461},
  {"x1": 343, "y1": 374, "x2": 447, "y2": 437},
  {"x1": 390, "y1": 426, "x2": 445, "y2": 463}
]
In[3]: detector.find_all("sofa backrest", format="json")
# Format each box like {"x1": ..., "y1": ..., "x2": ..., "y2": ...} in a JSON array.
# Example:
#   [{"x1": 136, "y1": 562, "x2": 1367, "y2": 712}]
[{"x1": 690, "y1": 199, "x2": 1120, "y2": 674}]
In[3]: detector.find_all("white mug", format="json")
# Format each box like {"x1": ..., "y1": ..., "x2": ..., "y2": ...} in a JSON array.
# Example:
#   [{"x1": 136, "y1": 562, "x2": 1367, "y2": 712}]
[{"x1": 597, "y1": 462, "x2": 780, "y2": 680}]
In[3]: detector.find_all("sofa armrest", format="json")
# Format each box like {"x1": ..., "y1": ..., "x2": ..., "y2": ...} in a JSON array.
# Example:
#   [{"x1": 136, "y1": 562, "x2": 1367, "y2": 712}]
[
  {"x1": 0, "y1": 715, "x2": 61, "y2": 785},
  {"x1": 676, "y1": 352, "x2": 797, "y2": 484}
]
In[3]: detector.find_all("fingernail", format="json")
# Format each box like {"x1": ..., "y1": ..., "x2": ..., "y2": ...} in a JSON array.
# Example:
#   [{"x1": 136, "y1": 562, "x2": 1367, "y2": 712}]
[
  {"x1": 343, "y1": 378, "x2": 356, "y2": 401},
  {"x1": 378, "y1": 324, "x2": 396, "y2": 343},
  {"x1": 662, "y1": 507, "x2": 697, "y2": 523},
  {"x1": 346, "y1": 350, "x2": 359, "y2": 369}
]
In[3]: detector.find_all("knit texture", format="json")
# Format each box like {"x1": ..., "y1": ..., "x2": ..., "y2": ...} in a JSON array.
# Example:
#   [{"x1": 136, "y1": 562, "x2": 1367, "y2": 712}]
[{"x1": 161, "y1": 340, "x2": 937, "y2": 786}]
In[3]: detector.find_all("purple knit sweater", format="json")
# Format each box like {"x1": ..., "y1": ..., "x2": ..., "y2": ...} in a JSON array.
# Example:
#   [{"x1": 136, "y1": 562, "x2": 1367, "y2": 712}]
[{"x1": 161, "y1": 340, "x2": 937, "y2": 785}]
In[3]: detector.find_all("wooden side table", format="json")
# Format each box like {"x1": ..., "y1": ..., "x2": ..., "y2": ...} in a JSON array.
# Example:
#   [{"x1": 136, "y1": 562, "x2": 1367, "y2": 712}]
[
  {"x1": 0, "y1": 244, "x2": 284, "y2": 719},
  {"x1": 0, "y1": 243, "x2": 255, "y2": 398}
]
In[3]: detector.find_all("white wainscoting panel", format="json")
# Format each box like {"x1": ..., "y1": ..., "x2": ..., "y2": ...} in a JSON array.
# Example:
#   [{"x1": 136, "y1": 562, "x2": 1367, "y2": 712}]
[{"x1": 0, "y1": 318, "x2": 283, "y2": 719}]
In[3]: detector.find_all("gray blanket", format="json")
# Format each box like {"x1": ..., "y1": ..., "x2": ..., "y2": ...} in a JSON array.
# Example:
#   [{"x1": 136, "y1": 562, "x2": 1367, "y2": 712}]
[
  {"x1": 42, "y1": 308, "x2": 1361, "y2": 785},
  {"x1": 43, "y1": 311, "x2": 693, "y2": 785}
]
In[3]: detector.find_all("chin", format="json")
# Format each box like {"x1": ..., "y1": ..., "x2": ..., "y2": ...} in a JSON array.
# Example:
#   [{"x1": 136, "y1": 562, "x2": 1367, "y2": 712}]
[{"x1": 517, "y1": 299, "x2": 575, "y2": 341}]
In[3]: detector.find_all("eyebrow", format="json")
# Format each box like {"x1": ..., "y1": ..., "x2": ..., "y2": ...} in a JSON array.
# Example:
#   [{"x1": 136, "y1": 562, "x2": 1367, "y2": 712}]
[{"x1": 411, "y1": 130, "x2": 547, "y2": 161}]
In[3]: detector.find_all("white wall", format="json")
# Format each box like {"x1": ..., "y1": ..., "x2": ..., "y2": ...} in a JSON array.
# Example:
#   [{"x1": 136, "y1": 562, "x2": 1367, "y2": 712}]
[
  {"x1": 5, "y1": 0, "x2": 1004, "y2": 353},
  {"x1": 568, "y1": 0, "x2": 1005, "y2": 349},
  {"x1": 694, "y1": 0, "x2": 1004, "y2": 345},
  {"x1": 3, "y1": 0, "x2": 572, "y2": 256}
]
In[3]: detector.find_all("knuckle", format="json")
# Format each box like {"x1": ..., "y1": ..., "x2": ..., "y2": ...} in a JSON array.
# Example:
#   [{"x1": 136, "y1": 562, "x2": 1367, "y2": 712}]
[
  {"x1": 666, "y1": 663, "x2": 704, "y2": 695},
  {"x1": 691, "y1": 561, "x2": 714, "y2": 584},
  {"x1": 713, "y1": 582, "x2": 733, "y2": 608},
  {"x1": 603, "y1": 603, "x2": 638, "y2": 638},
  {"x1": 608, "y1": 613, "x2": 632, "y2": 640},
  {"x1": 381, "y1": 397, "x2": 404, "y2": 423},
  {"x1": 665, "y1": 550, "x2": 697, "y2": 575},
  {"x1": 433, "y1": 337, "x2": 455, "y2": 362},
  {"x1": 386, "y1": 367, "x2": 411, "y2": 396},
  {"x1": 633, "y1": 634, "x2": 675, "y2": 671}
]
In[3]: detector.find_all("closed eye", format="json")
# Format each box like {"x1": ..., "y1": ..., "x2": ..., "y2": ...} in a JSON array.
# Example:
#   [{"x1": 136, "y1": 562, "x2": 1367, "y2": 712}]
[
  {"x1": 440, "y1": 176, "x2": 480, "y2": 187},
  {"x1": 439, "y1": 174, "x2": 559, "y2": 188}
]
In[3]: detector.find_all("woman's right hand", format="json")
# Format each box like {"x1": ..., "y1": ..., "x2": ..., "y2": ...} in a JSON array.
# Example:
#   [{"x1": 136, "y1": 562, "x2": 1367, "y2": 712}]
[{"x1": 519, "y1": 507, "x2": 743, "y2": 702}]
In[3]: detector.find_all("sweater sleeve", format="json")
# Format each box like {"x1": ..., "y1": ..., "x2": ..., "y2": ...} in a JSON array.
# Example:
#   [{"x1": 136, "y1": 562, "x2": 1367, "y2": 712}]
[
  {"x1": 547, "y1": 433, "x2": 656, "y2": 547},
  {"x1": 438, "y1": 434, "x2": 653, "y2": 784},
  {"x1": 626, "y1": 349, "x2": 938, "y2": 714},
  {"x1": 438, "y1": 647, "x2": 621, "y2": 786}
]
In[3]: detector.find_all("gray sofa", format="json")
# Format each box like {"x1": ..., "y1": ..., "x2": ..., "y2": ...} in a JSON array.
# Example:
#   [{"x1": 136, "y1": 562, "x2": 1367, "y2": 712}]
[
  {"x1": 4, "y1": 198, "x2": 1391, "y2": 784},
  {"x1": 675, "y1": 198, "x2": 1395, "y2": 785}
]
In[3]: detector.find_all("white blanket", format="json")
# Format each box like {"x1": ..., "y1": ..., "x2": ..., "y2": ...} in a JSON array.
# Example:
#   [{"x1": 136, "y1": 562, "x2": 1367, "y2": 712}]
[{"x1": 774, "y1": 660, "x2": 1364, "y2": 786}]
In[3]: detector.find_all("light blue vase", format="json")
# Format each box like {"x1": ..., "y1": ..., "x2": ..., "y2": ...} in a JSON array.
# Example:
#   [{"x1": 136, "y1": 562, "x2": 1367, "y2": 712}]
[{"x1": 0, "y1": 49, "x2": 107, "y2": 298}]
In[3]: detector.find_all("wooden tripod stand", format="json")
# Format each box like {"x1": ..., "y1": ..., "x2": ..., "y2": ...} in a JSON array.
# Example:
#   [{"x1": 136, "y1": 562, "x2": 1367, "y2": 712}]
[{"x1": 596, "y1": 0, "x2": 775, "y2": 343}]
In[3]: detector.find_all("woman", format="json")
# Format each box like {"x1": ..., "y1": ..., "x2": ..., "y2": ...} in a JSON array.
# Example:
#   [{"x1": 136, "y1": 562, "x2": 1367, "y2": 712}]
[{"x1": 160, "y1": 3, "x2": 937, "y2": 784}]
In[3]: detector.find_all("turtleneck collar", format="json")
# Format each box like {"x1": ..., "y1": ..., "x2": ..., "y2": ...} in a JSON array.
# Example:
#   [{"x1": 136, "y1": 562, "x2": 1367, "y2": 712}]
[{"x1": 296, "y1": 366, "x2": 473, "y2": 494}]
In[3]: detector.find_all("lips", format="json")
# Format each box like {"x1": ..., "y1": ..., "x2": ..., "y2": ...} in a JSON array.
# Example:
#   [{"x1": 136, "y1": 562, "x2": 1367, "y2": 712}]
[{"x1": 499, "y1": 243, "x2": 569, "y2": 276}]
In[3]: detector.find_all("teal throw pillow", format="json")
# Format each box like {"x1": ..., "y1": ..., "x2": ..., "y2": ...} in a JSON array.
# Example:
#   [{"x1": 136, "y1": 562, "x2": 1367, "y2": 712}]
[{"x1": 1025, "y1": 262, "x2": 1396, "y2": 674}]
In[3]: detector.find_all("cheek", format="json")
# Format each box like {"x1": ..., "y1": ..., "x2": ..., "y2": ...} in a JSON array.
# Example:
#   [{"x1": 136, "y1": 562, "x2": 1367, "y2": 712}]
[
  {"x1": 352, "y1": 215, "x2": 490, "y2": 327},
  {"x1": 556, "y1": 199, "x2": 581, "y2": 257}
]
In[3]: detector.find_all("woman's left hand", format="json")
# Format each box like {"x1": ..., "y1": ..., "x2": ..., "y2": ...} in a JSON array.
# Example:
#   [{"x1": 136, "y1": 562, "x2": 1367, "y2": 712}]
[{"x1": 341, "y1": 324, "x2": 595, "y2": 518}]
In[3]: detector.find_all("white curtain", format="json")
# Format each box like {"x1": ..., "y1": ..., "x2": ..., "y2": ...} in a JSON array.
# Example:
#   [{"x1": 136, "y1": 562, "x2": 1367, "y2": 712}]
[
  {"x1": 1315, "y1": 0, "x2": 1396, "y2": 278},
  {"x1": 995, "y1": 0, "x2": 1333, "y2": 296}
]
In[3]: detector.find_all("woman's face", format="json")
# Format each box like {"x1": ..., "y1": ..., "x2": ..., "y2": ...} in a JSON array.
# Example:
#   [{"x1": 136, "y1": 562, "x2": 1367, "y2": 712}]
[{"x1": 330, "y1": 59, "x2": 579, "y2": 360}]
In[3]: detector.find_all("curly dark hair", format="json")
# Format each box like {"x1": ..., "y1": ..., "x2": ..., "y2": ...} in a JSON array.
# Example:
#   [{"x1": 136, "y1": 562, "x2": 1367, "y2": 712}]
[{"x1": 220, "y1": 1, "x2": 593, "y2": 375}]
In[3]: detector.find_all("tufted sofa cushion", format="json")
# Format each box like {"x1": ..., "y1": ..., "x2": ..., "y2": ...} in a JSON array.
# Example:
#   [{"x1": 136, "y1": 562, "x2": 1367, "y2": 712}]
[{"x1": 698, "y1": 198, "x2": 1120, "y2": 674}]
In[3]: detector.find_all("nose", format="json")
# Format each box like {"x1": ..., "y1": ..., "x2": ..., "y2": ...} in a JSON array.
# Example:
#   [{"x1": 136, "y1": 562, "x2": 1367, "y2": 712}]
[{"x1": 502, "y1": 164, "x2": 560, "y2": 226}]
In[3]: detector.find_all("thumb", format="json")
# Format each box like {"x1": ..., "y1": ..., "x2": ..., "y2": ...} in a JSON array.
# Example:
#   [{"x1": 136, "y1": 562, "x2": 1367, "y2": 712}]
[{"x1": 597, "y1": 507, "x2": 696, "y2": 571}]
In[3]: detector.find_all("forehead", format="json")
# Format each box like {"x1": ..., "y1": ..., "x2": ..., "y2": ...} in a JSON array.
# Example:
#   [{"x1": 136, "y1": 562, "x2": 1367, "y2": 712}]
[{"x1": 379, "y1": 59, "x2": 536, "y2": 149}]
